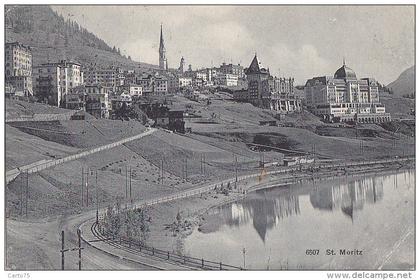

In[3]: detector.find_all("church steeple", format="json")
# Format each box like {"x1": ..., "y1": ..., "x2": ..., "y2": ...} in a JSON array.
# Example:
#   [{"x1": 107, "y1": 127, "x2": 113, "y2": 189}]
[
  {"x1": 159, "y1": 24, "x2": 167, "y2": 70},
  {"x1": 160, "y1": 24, "x2": 165, "y2": 49}
]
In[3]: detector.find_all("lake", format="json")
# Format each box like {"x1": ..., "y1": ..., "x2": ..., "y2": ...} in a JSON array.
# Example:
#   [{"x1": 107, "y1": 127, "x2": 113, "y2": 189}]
[{"x1": 182, "y1": 170, "x2": 415, "y2": 270}]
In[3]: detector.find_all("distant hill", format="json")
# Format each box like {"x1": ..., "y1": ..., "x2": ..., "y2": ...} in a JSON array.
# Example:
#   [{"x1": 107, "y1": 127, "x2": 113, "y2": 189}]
[
  {"x1": 5, "y1": 5, "x2": 158, "y2": 70},
  {"x1": 387, "y1": 66, "x2": 415, "y2": 98}
]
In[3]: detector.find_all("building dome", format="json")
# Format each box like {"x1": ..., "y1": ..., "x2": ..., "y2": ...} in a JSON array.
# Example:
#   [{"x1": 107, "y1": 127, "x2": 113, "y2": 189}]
[{"x1": 334, "y1": 61, "x2": 357, "y2": 80}]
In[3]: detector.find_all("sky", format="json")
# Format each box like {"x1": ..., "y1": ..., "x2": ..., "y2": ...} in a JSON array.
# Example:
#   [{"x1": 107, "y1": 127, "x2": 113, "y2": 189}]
[{"x1": 52, "y1": 5, "x2": 414, "y2": 85}]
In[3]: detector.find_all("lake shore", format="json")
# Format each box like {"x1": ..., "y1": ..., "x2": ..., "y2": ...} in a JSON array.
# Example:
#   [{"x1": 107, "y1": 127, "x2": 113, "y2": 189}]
[{"x1": 145, "y1": 159, "x2": 415, "y2": 256}]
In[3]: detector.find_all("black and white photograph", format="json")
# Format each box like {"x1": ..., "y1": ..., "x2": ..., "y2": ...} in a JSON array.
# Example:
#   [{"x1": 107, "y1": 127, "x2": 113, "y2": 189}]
[{"x1": 2, "y1": 2, "x2": 416, "y2": 277}]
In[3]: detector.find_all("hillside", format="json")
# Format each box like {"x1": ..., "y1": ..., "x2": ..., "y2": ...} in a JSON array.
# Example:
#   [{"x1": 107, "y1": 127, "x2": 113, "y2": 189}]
[
  {"x1": 5, "y1": 5, "x2": 157, "y2": 70},
  {"x1": 387, "y1": 66, "x2": 415, "y2": 98}
]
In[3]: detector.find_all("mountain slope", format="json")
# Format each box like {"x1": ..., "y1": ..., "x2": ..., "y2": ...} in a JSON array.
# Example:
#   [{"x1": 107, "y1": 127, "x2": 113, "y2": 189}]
[
  {"x1": 387, "y1": 66, "x2": 415, "y2": 98},
  {"x1": 5, "y1": 5, "x2": 157, "y2": 70}
]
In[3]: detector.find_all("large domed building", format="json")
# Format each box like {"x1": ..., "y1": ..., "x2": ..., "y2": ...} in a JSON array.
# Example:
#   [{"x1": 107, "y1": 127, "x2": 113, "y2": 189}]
[
  {"x1": 304, "y1": 60, "x2": 390, "y2": 123},
  {"x1": 333, "y1": 62, "x2": 357, "y2": 80}
]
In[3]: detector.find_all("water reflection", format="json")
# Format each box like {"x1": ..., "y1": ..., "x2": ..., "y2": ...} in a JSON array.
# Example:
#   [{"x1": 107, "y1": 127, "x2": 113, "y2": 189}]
[
  {"x1": 186, "y1": 170, "x2": 414, "y2": 269},
  {"x1": 310, "y1": 177, "x2": 384, "y2": 221},
  {"x1": 206, "y1": 188, "x2": 300, "y2": 242},
  {"x1": 207, "y1": 173, "x2": 392, "y2": 243}
]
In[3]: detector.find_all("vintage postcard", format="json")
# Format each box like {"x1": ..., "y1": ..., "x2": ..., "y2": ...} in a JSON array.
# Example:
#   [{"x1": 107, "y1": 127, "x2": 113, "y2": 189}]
[{"x1": 3, "y1": 3, "x2": 415, "y2": 277}]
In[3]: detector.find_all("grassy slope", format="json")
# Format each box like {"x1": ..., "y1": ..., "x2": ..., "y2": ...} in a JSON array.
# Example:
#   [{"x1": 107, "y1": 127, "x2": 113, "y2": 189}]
[
  {"x1": 387, "y1": 66, "x2": 415, "y2": 98},
  {"x1": 6, "y1": 99, "x2": 75, "y2": 119},
  {"x1": 8, "y1": 119, "x2": 146, "y2": 148},
  {"x1": 6, "y1": 124, "x2": 80, "y2": 170},
  {"x1": 380, "y1": 95, "x2": 415, "y2": 119}
]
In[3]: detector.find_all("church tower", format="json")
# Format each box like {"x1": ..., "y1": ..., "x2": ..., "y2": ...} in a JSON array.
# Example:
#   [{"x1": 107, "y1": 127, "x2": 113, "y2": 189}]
[
  {"x1": 159, "y1": 24, "x2": 168, "y2": 70},
  {"x1": 179, "y1": 57, "x2": 185, "y2": 73}
]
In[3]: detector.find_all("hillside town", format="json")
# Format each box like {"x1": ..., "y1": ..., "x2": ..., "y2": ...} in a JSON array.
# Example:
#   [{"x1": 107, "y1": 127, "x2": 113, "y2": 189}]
[
  {"x1": 6, "y1": 24, "x2": 394, "y2": 131},
  {"x1": 4, "y1": 5, "x2": 415, "y2": 273}
]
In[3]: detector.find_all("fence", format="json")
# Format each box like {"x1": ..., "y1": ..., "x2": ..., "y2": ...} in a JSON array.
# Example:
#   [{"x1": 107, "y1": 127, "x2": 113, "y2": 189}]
[
  {"x1": 5, "y1": 128, "x2": 156, "y2": 184},
  {"x1": 93, "y1": 221, "x2": 242, "y2": 270},
  {"x1": 117, "y1": 155, "x2": 414, "y2": 212}
]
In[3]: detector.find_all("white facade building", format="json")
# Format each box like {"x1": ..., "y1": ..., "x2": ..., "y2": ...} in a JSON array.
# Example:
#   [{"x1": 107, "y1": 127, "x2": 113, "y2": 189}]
[{"x1": 304, "y1": 61, "x2": 390, "y2": 123}]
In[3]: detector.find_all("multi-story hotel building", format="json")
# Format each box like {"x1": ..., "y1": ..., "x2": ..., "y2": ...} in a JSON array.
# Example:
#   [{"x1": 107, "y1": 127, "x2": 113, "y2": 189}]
[
  {"x1": 84, "y1": 67, "x2": 124, "y2": 89},
  {"x1": 236, "y1": 54, "x2": 301, "y2": 113},
  {"x1": 220, "y1": 62, "x2": 245, "y2": 78},
  {"x1": 5, "y1": 42, "x2": 33, "y2": 96},
  {"x1": 216, "y1": 73, "x2": 239, "y2": 87},
  {"x1": 33, "y1": 60, "x2": 83, "y2": 106},
  {"x1": 85, "y1": 84, "x2": 112, "y2": 118},
  {"x1": 304, "y1": 61, "x2": 390, "y2": 123},
  {"x1": 178, "y1": 77, "x2": 193, "y2": 87},
  {"x1": 136, "y1": 74, "x2": 168, "y2": 96}
]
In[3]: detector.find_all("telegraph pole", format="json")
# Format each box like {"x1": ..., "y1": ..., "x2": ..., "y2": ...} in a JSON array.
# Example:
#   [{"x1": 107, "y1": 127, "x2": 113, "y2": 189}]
[
  {"x1": 125, "y1": 166, "x2": 128, "y2": 209},
  {"x1": 25, "y1": 171, "x2": 28, "y2": 216},
  {"x1": 203, "y1": 154, "x2": 206, "y2": 174},
  {"x1": 129, "y1": 167, "x2": 132, "y2": 205},
  {"x1": 184, "y1": 157, "x2": 188, "y2": 180},
  {"x1": 81, "y1": 167, "x2": 84, "y2": 207},
  {"x1": 20, "y1": 173, "x2": 24, "y2": 216},
  {"x1": 235, "y1": 156, "x2": 238, "y2": 184},
  {"x1": 242, "y1": 247, "x2": 246, "y2": 269},
  {"x1": 160, "y1": 159, "x2": 164, "y2": 184},
  {"x1": 96, "y1": 170, "x2": 99, "y2": 224},
  {"x1": 61, "y1": 230, "x2": 65, "y2": 270},
  {"x1": 262, "y1": 152, "x2": 265, "y2": 166},
  {"x1": 77, "y1": 229, "x2": 82, "y2": 270},
  {"x1": 86, "y1": 168, "x2": 89, "y2": 207}
]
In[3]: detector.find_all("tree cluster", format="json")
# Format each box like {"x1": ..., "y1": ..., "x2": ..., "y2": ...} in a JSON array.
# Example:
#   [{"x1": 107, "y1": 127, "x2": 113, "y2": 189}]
[{"x1": 101, "y1": 201, "x2": 151, "y2": 245}]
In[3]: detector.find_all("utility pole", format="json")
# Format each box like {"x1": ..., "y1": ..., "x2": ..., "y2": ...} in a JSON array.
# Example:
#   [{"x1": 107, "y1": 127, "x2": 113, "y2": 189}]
[
  {"x1": 262, "y1": 152, "x2": 265, "y2": 166},
  {"x1": 360, "y1": 140, "x2": 364, "y2": 154},
  {"x1": 61, "y1": 230, "x2": 65, "y2": 270},
  {"x1": 86, "y1": 168, "x2": 89, "y2": 207},
  {"x1": 125, "y1": 165, "x2": 128, "y2": 209},
  {"x1": 81, "y1": 167, "x2": 84, "y2": 208},
  {"x1": 203, "y1": 154, "x2": 206, "y2": 175},
  {"x1": 242, "y1": 247, "x2": 246, "y2": 269},
  {"x1": 77, "y1": 229, "x2": 82, "y2": 270},
  {"x1": 25, "y1": 171, "x2": 28, "y2": 216},
  {"x1": 184, "y1": 157, "x2": 188, "y2": 180},
  {"x1": 20, "y1": 174, "x2": 23, "y2": 216},
  {"x1": 235, "y1": 156, "x2": 238, "y2": 184},
  {"x1": 129, "y1": 167, "x2": 132, "y2": 205},
  {"x1": 160, "y1": 159, "x2": 164, "y2": 184},
  {"x1": 96, "y1": 170, "x2": 99, "y2": 224},
  {"x1": 200, "y1": 154, "x2": 203, "y2": 175}
]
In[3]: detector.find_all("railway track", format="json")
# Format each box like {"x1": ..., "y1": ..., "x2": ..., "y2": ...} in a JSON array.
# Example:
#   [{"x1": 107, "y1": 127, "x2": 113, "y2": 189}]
[{"x1": 87, "y1": 220, "x2": 241, "y2": 270}]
